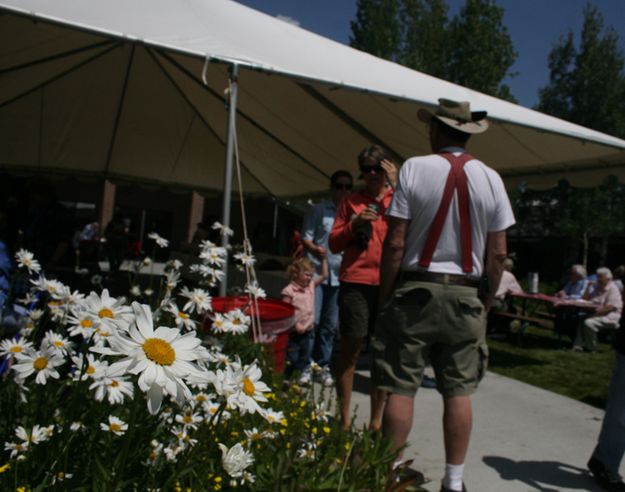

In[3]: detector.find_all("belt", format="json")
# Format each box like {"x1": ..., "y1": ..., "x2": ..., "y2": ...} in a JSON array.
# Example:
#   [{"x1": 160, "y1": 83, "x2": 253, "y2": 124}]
[{"x1": 401, "y1": 270, "x2": 480, "y2": 288}]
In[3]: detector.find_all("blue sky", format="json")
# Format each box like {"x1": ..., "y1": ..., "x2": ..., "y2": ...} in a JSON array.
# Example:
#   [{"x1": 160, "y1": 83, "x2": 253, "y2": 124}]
[{"x1": 235, "y1": 0, "x2": 625, "y2": 109}]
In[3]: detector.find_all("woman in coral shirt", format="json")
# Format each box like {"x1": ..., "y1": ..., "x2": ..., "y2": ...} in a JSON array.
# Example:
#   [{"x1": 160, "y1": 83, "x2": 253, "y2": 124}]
[{"x1": 329, "y1": 144, "x2": 397, "y2": 430}]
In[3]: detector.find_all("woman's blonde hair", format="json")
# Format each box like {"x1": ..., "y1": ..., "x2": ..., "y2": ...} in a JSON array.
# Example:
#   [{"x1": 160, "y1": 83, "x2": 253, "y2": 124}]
[{"x1": 287, "y1": 257, "x2": 314, "y2": 280}]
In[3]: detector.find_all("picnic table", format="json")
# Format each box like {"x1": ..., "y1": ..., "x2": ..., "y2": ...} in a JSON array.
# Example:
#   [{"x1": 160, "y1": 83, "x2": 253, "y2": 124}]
[{"x1": 493, "y1": 292, "x2": 597, "y2": 343}]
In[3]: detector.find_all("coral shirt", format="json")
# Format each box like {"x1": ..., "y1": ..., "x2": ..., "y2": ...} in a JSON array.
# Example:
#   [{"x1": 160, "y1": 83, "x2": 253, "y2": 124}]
[{"x1": 328, "y1": 188, "x2": 393, "y2": 286}]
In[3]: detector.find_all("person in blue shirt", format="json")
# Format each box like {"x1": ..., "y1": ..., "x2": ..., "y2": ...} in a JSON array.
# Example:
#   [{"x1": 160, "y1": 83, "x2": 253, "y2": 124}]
[
  {"x1": 556, "y1": 264, "x2": 589, "y2": 300},
  {"x1": 301, "y1": 170, "x2": 353, "y2": 387},
  {"x1": 554, "y1": 264, "x2": 589, "y2": 343}
]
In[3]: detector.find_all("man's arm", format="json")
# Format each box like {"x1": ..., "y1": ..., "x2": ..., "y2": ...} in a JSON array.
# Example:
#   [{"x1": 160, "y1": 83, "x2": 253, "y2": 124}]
[
  {"x1": 378, "y1": 217, "x2": 409, "y2": 307},
  {"x1": 485, "y1": 231, "x2": 507, "y2": 311},
  {"x1": 301, "y1": 206, "x2": 325, "y2": 258}
]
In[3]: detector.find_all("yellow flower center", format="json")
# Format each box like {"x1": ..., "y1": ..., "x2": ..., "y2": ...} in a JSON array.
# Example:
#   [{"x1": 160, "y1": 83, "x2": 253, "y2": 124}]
[
  {"x1": 98, "y1": 308, "x2": 114, "y2": 319},
  {"x1": 232, "y1": 319, "x2": 241, "y2": 325},
  {"x1": 53, "y1": 341, "x2": 65, "y2": 347},
  {"x1": 80, "y1": 319, "x2": 93, "y2": 328},
  {"x1": 242, "y1": 377, "x2": 255, "y2": 396},
  {"x1": 109, "y1": 423, "x2": 122, "y2": 433},
  {"x1": 143, "y1": 338, "x2": 175, "y2": 366},
  {"x1": 196, "y1": 395, "x2": 207, "y2": 402},
  {"x1": 183, "y1": 415, "x2": 193, "y2": 424},
  {"x1": 9, "y1": 346, "x2": 22, "y2": 353},
  {"x1": 178, "y1": 311, "x2": 188, "y2": 319},
  {"x1": 33, "y1": 357, "x2": 48, "y2": 371},
  {"x1": 110, "y1": 380, "x2": 120, "y2": 387},
  {"x1": 86, "y1": 365, "x2": 96, "y2": 375}
]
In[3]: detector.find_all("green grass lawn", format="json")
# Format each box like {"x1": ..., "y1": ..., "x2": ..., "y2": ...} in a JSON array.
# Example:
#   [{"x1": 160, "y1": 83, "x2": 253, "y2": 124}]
[{"x1": 487, "y1": 326, "x2": 614, "y2": 409}]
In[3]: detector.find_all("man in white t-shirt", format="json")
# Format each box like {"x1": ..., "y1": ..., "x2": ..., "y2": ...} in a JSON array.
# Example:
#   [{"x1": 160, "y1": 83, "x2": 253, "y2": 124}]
[{"x1": 370, "y1": 99, "x2": 515, "y2": 492}]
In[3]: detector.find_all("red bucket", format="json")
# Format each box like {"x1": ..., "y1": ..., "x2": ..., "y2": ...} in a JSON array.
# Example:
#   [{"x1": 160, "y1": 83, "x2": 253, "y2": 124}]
[{"x1": 209, "y1": 296, "x2": 295, "y2": 373}]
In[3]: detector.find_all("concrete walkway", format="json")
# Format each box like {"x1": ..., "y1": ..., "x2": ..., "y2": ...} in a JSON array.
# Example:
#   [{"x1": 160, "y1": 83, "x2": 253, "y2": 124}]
[{"x1": 348, "y1": 365, "x2": 619, "y2": 491}]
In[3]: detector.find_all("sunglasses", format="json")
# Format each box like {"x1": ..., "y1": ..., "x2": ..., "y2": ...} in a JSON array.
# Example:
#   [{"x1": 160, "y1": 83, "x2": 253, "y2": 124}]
[
  {"x1": 332, "y1": 183, "x2": 353, "y2": 190},
  {"x1": 359, "y1": 164, "x2": 384, "y2": 174}
]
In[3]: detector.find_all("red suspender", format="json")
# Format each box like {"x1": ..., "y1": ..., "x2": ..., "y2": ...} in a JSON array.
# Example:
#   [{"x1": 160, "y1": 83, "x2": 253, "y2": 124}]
[{"x1": 418, "y1": 152, "x2": 474, "y2": 273}]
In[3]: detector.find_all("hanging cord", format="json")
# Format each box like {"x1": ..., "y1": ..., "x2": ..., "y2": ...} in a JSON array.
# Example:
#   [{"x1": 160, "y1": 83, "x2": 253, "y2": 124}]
[{"x1": 228, "y1": 77, "x2": 263, "y2": 344}]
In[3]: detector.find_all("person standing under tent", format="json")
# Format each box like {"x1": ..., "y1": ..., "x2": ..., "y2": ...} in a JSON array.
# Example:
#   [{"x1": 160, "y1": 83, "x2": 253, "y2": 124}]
[
  {"x1": 371, "y1": 99, "x2": 515, "y2": 492},
  {"x1": 301, "y1": 170, "x2": 353, "y2": 387},
  {"x1": 328, "y1": 144, "x2": 397, "y2": 430}
]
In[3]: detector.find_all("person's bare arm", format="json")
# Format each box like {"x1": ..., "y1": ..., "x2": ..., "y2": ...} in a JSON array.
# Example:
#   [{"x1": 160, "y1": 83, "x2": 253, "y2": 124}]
[
  {"x1": 378, "y1": 217, "x2": 409, "y2": 307},
  {"x1": 302, "y1": 239, "x2": 326, "y2": 259},
  {"x1": 314, "y1": 257, "x2": 329, "y2": 287},
  {"x1": 485, "y1": 231, "x2": 507, "y2": 311}
]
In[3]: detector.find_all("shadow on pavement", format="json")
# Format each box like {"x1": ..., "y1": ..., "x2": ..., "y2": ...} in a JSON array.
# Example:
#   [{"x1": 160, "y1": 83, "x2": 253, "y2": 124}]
[{"x1": 483, "y1": 455, "x2": 604, "y2": 491}]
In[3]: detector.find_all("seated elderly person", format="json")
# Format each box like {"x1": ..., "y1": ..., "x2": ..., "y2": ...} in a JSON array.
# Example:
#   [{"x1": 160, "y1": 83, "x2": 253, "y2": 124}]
[
  {"x1": 556, "y1": 264, "x2": 588, "y2": 300},
  {"x1": 488, "y1": 258, "x2": 523, "y2": 335},
  {"x1": 572, "y1": 267, "x2": 623, "y2": 353}
]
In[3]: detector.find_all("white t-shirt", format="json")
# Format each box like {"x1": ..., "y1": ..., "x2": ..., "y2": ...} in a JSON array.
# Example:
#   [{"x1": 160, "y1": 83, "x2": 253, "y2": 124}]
[{"x1": 388, "y1": 149, "x2": 515, "y2": 277}]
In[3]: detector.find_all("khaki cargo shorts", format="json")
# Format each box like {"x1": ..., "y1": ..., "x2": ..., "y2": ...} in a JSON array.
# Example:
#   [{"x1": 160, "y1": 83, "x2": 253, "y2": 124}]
[{"x1": 370, "y1": 280, "x2": 488, "y2": 398}]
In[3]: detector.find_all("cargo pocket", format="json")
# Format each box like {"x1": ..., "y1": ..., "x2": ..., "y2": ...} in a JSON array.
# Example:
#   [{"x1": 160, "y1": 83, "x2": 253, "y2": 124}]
[
  {"x1": 477, "y1": 343, "x2": 489, "y2": 381},
  {"x1": 457, "y1": 296, "x2": 484, "y2": 318}
]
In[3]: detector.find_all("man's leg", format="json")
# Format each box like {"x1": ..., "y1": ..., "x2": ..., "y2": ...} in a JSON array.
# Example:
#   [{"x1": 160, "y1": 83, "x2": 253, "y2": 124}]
[
  {"x1": 443, "y1": 396, "x2": 473, "y2": 465},
  {"x1": 335, "y1": 334, "x2": 363, "y2": 429},
  {"x1": 369, "y1": 387, "x2": 388, "y2": 432},
  {"x1": 382, "y1": 393, "x2": 415, "y2": 456},
  {"x1": 583, "y1": 317, "x2": 601, "y2": 351}
]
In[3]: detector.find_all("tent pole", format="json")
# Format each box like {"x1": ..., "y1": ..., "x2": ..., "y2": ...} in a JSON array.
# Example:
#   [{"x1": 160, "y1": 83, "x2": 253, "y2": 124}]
[{"x1": 219, "y1": 63, "x2": 239, "y2": 296}]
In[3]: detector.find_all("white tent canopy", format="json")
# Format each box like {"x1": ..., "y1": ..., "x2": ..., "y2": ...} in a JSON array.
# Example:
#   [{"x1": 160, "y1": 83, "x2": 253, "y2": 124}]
[{"x1": 1, "y1": 0, "x2": 625, "y2": 196}]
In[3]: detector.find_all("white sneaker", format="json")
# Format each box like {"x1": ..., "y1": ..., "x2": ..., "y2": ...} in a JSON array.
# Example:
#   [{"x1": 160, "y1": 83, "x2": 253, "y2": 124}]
[
  {"x1": 298, "y1": 369, "x2": 312, "y2": 386},
  {"x1": 321, "y1": 371, "x2": 334, "y2": 387}
]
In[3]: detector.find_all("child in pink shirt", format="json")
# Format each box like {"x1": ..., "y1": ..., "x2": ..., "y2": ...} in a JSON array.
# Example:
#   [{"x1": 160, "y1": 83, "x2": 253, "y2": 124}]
[{"x1": 282, "y1": 257, "x2": 328, "y2": 384}]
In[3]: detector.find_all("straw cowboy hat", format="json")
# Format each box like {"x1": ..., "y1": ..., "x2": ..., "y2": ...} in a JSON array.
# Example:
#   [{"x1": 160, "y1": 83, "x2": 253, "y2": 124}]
[{"x1": 418, "y1": 98, "x2": 489, "y2": 134}]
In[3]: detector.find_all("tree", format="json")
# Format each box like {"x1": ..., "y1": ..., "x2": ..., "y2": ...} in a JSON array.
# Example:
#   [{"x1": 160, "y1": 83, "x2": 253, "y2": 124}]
[
  {"x1": 446, "y1": 0, "x2": 517, "y2": 101},
  {"x1": 537, "y1": 4, "x2": 625, "y2": 138},
  {"x1": 350, "y1": 0, "x2": 518, "y2": 101},
  {"x1": 399, "y1": 0, "x2": 450, "y2": 78},
  {"x1": 350, "y1": 0, "x2": 401, "y2": 61}
]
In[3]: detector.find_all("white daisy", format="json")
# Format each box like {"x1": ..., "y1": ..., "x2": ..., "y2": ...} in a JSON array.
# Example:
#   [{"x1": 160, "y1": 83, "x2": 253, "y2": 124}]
[
  {"x1": 174, "y1": 411, "x2": 203, "y2": 430},
  {"x1": 89, "y1": 372, "x2": 134, "y2": 405},
  {"x1": 30, "y1": 277, "x2": 66, "y2": 296},
  {"x1": 199, "y1": 246, "x2": 228, "y2": 267},
  {"x1": 0, "y1": 338, "x2": 34, "y2": 359},
  {"x1": 66, "y1": 310, "x2": 98, "y2": 339},
  {"x1": 83, "y1": 289, "x2": 133, "y2": 330},
  {"x1": 148, "y1": 232, "x2": 169, "y2": 248},
  {"x1": 166, "y1": 259, "x2": 183, "y2": 271},
  {"x1": 179, "y1": 286, "x2": 212, "y2": 314},
  {"x1": 4, "y1": 441, "x2": 28, "y2": 459},
  {"x1": 165, "y1": 305, "x2": 196, "y2": 331},
  {"x1": 71, "y1": 353, "x2": 108, "y2": 381},
  {"x1": 100, "y1": 415, "x2": 128, "y2": 436},
  {"x1": 171, "y1": 426, "x2": 198, "y2": 447},
  {"x1": 42, "y1": 330, "x2": 74, "y2": 356},
  {"x1": 15, "y1": 424, "x2": 47, "y2": 445},
  {"x1": 92, "y1": 302, "x2": 210, "y2": 414},
  {"x1": 130, "y1": 285, "x2": 142, "y2": 297},
  {"x1": 211, "y1": 361, "x2": 269, "y2": 416},
  {"x1": 210, "y1": 313, "x2": 228, "y2": 334},
  {"x1": 165, "y1": 271, "x2": 180, "y2": 291},
  {"x1": 261, "y1": 408, "x2": 286, "y2": 425},
  {"x1": 15, "y1": 249, "x2": 41, "y2": 275},
  {"x1": 224, "y1": 309, "x2": 251, "y2": 335},
  {"x1": 233, "y1": 252, "x2": 256, "y2": 267},
  {"x1": 211, "y1": 221, "x2": 234, "y2": 237},
  {"x1": 218, "y1": 442, "x2": 254, "y2": 478},
  {"x1": 13, "y1": 349, "x2": 65, "y2": 385},
  {"x1": 245, "y1": 282, "x2": 266, "y2": 299}
]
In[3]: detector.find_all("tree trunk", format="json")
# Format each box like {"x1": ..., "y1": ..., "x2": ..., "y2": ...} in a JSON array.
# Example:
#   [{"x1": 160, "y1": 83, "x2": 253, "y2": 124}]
[{"x1": 582, "y1": 231, "x2": 589, "y2": 269}]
